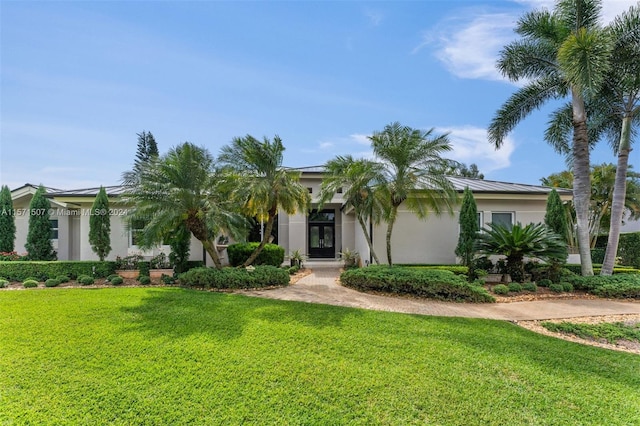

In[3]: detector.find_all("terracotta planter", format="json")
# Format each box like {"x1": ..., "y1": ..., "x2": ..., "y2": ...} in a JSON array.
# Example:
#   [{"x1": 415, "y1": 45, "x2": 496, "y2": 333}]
[
  {"x1": 115, "y1": 270, "x2": 140, "y2": 279},
  {"x1": 150, "y1": 269, "x2": 174, "y2": 278}
]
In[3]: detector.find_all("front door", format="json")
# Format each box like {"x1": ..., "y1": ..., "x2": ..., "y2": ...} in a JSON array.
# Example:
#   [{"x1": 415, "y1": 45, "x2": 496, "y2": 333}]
[{"x1": 308, "y1": 209, "x2": 336, "y2": 258}]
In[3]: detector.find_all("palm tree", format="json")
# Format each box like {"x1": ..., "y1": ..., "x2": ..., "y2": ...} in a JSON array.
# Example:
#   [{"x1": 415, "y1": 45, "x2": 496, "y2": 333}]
[
  {"x1": 368, "y1": 122, "x2": 458, "y2": 266},
  {"x1": 218, "y1": 135, "x2": 310, "y2": 267},
  {"x1": 122, "y1": 142, "x2": 246, "y2": 270},
  {"x1": 318, "y1": 155, "x2": 386, "y2": 264},
  {"x1": 489, "y1": 0, "x2": 613, "y2": 276},
  {"x1": 476, "y1": 222, "x2": 568, "y2": 283}
]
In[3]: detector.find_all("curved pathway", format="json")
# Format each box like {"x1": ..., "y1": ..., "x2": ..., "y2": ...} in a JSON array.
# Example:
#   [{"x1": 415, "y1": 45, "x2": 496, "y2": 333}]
[{"x1": 242, "y1": 265, "x2": 640, "y2": 321}]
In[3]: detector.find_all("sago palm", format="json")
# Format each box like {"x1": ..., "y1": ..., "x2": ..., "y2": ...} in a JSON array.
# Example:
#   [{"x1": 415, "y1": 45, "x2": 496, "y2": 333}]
[
  {"x1": 369, "y1": 122, "x2": 458, "y2": 266},
  {"x1": 218, "y1": 135, "x2": 310, "y2": 267},
  {"x1": 489, "y1": 0, "x2": 613, "y2": 276},
  {"x1": 122, "y1": 142, "x2": 247, "y2": 270},
  {"x1": 318, "y1": 155, "x2": 386, "y2": 264},
  {"x1": 476, "y1": 222, "x2": 568, "y2": 283}
]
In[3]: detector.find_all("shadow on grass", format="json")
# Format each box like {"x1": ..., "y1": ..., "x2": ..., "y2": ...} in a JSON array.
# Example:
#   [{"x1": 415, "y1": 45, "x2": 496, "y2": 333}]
[{"x1": 119, "y1": 288, "x2": 360, "y2": 341}]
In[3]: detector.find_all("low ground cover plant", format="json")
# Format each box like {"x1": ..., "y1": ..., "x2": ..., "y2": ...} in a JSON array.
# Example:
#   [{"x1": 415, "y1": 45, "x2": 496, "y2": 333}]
[
  {"x1": 22, "y1": 279, "x2": 38, "y2": 288},
  {"x1": 564, "y1": 274, "x2": 640, "y2": 298},
  {"x1": 179, "y1": 266, "x2": 289, "y2": 289},
  {"x1": 0, "y1": 261, "x2": 115, "y2": 281},
  {"x1": 340, "y1": 266, "x2": 495, "y2": 303},
  {"x1": 542, "y1": 321, "x2": 640, "y2": 344}
]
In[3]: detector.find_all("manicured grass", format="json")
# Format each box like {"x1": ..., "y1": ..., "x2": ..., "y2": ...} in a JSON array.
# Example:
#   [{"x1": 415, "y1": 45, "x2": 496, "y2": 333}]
[
  {"x1": 542, "y1": 321, "x2": 640, "y2": 344},
  {"x1": 1, "y1": 289, "x2": 639, "y2": 425}
]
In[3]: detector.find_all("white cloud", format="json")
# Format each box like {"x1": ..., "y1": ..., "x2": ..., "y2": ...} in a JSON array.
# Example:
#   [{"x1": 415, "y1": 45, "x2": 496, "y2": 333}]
[
  {"x1": 419, "y1": 13, "x2": 516, "y2": 82},
  {"x1": 437, "y1": 126, "x2": 515, "y2": 173},
  {"x1": 319, "y1": 141, "x2": 335, "y2": 150},
  {"x1": 425, "y1": 0, "x2": 638, "y2": 83},
  {"x1": 349, "y1": 134, "x2": 372, "y2": 145}
]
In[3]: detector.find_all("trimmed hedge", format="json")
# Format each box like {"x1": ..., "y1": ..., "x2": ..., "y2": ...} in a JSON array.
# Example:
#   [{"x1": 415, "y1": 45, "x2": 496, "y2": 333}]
[
  {"x1": 564, "y1": 264, "x2": 640, "y2": 275},
  {"x1": 179, "y1": 266, "x2": 290, "y2": 289},
  {"x1": 564, "y1": 273, "x2": 640, "y2": 298},
  {"x1": 227, "y1": 243, "x2": 285, "y2": 267},
  {"x1": 619, "y1": 232, "x2": 640, "y2": 268},
  {"x1": 409, "y1": 265, "x2": 469, "y2": 275},
  {"x1": 340, "y1": 266, "x2": 495, "y2": 303},
  {"x1": 0, "y1": 261, "x2": 115, "y2": 281}
]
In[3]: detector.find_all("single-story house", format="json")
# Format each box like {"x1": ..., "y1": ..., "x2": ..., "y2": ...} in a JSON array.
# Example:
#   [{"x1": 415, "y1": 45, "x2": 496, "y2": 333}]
[{"x1": 8, "y1": 168, "x2": 575, "y2": 265}]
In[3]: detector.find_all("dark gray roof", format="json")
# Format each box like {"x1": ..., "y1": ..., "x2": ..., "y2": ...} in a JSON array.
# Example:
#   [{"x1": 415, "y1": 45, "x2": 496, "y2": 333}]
[
  {"x1": 11, "y1": 183, "x2": 65, "y2": 194},
  {"x1": 45, "y1": 185, "x2": 126, "y2": 197}
]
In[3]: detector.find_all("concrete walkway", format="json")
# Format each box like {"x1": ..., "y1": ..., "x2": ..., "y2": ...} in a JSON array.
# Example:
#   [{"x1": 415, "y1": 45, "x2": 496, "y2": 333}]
[{"x1": 243, "y1": 264, "x2": 640, "y2": 321}]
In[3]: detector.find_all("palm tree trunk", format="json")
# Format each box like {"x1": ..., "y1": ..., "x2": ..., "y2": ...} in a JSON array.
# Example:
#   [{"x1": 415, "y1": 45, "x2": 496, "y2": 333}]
[
  {"x1": 357, "y1": 216, "x2": 380, "y2": 264},
  {"x1": 386, "y1": 205, "x2": 398, "y2": 266},
  {"x1": 243, "y1": 210, "x2": 277, "y2": 267},
  {"x1": 202, "y1": 239, "x2": 223, "y2": 270},
  {"x1": 571, "y1": 88, "x2": 594, "y2": 276},
  {"x1": 601, "y1": 115, "x2": 632, "y2": 275}
]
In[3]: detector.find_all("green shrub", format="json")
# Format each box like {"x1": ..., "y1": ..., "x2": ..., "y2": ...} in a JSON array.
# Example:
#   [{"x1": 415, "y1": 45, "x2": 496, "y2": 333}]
[
  {"x1": 508, "y1": 282, "x2": 523, "y2": 293},
  {"x1": 45, "y1": 278, "x2": 60, "y2": 287},
  {"x1": 619, "y1": 232, "x2": 640, "y2": 268},
  {"x1": 227, "y1": 243, "x2": 285, "y2": 267},
  {"x1": 138, "y1": 275, "x2": 151, "y2": 285},
  {"x1": 138, "y1": 261, "x2": 150, "y2": 278},
  {"x1": 161, "y1": 274, "x2": 176, "y2": 285},
  {"x1": 562, "y1": 282, "x2": 574, "y2": 292},
  {"x1": 23, "y1": 276, "x2": 40, "y2": 283},
  {"x1": 56, "y1": 275, "x2": 70, "y2": 283},
  {"x1": 567, "y1": 274, "x2": 640, "y2": 298},
  {"x1": 410, "y1": 265, "x2": 469, "y2": 275},
  {"x1": 110, "y1": 276, "x2": 124, "y2": 286},
  {"x1": 549, "y1": 283, "x2": 564, "y2": 293},
  {"x1": 77, "y1": 275, "x2": 94, "y2": 286},
  {"x1": 288, "y1": 265, "x2": 300, "y2": 275},
  {"x1": 340, "y1": 266, "x2": 495, "y2": 303},
  {"x1": 0, "y1": 261, "x2": 115, "y2": 281},
  {"x1": 591, "y1": 247, "x2": 605, "y2": 264},
  {"x1": 492, "y1": 284, "x2": 509, "y2": 295},
  {"x1": 0, "y1": 279, "x2": 8, "y2": 288},
  {"x1": 179, "y1": 266, "x2": 290, "y2": 289},
  {"x1": 564, "y1": 264, "x2": 640, "y2": 275},
  {"x1": 23, "y1": 280, "x2": 38, "y2": 288},
  {"x1": 523, "y1": 282, "x2": 537, "y2": 292},
  {"x1": 537, "y1": 279, "x2": 552, "y2": 287}
]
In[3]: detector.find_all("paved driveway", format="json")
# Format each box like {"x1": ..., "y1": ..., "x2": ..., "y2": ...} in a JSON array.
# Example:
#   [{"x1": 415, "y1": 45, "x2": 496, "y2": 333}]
[{"x1": 242, "y1": 266, "x2": 640, "y2": 321}]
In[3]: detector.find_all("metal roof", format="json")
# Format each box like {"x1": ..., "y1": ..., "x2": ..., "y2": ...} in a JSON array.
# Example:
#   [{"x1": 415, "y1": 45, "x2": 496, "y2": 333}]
[{"x1": 29, "y1": 169, "x2": 571, "y2": 197}]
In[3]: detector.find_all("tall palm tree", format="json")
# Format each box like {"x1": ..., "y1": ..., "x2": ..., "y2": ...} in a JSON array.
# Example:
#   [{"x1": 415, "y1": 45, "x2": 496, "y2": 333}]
[
  {"x1": 122, "y1": 142, "x2": 246, "y2": 270},
  {"x1": 369, "y1": 122, "x2": 458, "y2": 266},
  {"x1": 544, "y1": 5, "x2": 640, "y2": 275},
  {"x1": 218, "y1": 135, "x2": 310, "y2": 267},
  {"x1": 489, "y1": 0, "x2": 613, "y2": 276},
  {"x1": 318, "y1": 155, "x2": 386, "y2": 264}
]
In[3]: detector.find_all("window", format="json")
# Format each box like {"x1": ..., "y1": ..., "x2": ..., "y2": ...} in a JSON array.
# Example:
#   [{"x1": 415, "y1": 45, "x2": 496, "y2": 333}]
[
  {"x1": 129, "y1": 219, "x2": 146, "y2": 247},
  {"x1": 477, "y1": 212, "x2": 483, "y2": 230},
  {"x1": 492, "y1": 212, "x2": 514, "y2": 229},
  {"x1": 50, "y1": 219, "x2": 59, "y2": 240},
  {"x1": 336, "y1": 187, "x2": 343, "y2": 194},
  {"x1": 307, "y1": 187, "x2": 313, "y2": 193}
]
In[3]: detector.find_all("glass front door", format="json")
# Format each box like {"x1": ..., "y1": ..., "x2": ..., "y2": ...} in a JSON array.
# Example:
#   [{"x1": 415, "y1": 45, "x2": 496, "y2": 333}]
[{"x1": 308, "y1": 209, "x2": 336, "y2": 258}]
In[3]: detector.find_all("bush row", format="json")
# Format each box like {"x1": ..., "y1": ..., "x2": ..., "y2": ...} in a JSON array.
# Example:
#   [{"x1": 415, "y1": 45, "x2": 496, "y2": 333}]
[
  {"x1": 0, "y1": 261, "x2": 116, "y2": 281},
  {"x1": 563, "y1": 264, "x2": 640, "y2": 275},
  {"x1": 408, "y1": 265, "x2": 469, "y2": 275},
  {"x1": 227, "y1": 243, "x2": 285, "y2": 267},
  {"x1": 340, "y1": 266, "x2": 495, "y2": 303},
  {"x1": 179, "y1": 266, "x2": 290, "y2": 289},
  {"x1": 564, "y1": 274, "x2": 640, "y2": 298}
]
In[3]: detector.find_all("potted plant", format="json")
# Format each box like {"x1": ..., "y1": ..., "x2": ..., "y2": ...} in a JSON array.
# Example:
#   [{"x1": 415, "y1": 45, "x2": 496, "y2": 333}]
[
  {"x1": 114, "y1": 254, "x2": 143, "y2": 279},
  {"x1": 289, "y1": 249, "x2": 306, "y2": 268},
  {"x1": 149, "y1": 252, "x2": 173, "y2": 278},
  {"x1": 339, "y1": 248, "x2": 359, "y2": 268}
]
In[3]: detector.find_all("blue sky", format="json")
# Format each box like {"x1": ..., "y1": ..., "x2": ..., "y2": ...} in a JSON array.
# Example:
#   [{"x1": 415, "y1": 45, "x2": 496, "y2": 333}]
[{"x1": 1, "y1": 0, "x2": 637, "y2": 190}]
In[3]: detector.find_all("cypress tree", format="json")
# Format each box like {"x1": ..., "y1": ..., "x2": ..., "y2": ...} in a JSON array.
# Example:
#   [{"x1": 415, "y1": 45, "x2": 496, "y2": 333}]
[
  {"x1": 25, "y1": 186, "x2": 56, "y2": 260},
  {"x1": 89, "y1": 186, "x2": 111, "y2": 261},
  {"x1": 455, "y1": 187, "x2": 479, "y2": 267},
  {"x1": 0, "y1": 185, "x2": 16, "y2": 252},
  {"x1": 544, "y1": 189, "x2": 569, "y2": 281}
]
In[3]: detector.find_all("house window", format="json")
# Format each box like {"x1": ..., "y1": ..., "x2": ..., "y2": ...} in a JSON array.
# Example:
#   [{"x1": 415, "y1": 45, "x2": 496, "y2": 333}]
[
  {"x1": 50, "y1": 219, "x2": 59, "y2": 240},
  {"x1": 492, "y1": 212, "x2": 514, "y2": 229},
  {"x1": 477, "y1": 212, "x2": 483, "y2": 229},
  {"x1": 129, "y1": 219, "x2": 146, "y2": 247}
]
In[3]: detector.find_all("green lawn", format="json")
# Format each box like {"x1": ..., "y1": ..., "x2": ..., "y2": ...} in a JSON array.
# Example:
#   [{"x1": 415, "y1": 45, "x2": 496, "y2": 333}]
[{"x1": 1, "y1": 289, "x2": 639, "y2": 425}]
